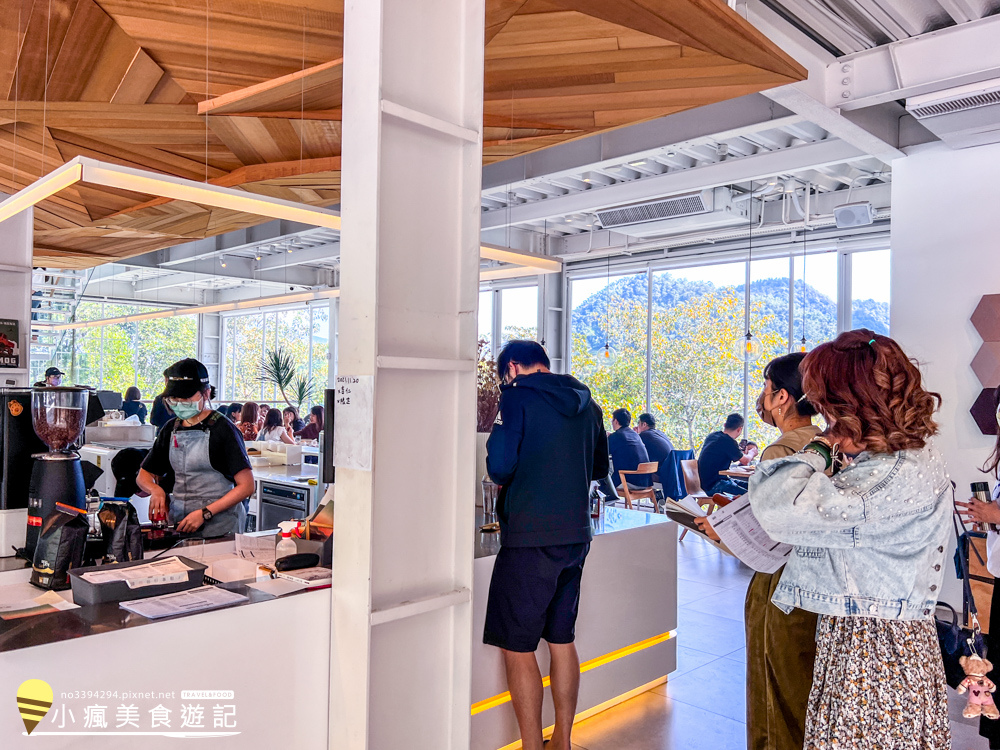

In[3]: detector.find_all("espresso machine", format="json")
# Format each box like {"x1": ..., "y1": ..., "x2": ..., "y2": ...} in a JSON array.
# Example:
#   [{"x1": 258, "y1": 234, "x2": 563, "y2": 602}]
[{"x1": 23, "y1": 387, "x2": 89, "y2": 556}]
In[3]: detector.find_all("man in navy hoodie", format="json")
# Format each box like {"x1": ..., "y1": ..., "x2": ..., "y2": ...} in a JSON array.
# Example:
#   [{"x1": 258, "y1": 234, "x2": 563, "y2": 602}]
[{"x1": 485, "y1": 340, "x2": 608, "y2": 750}]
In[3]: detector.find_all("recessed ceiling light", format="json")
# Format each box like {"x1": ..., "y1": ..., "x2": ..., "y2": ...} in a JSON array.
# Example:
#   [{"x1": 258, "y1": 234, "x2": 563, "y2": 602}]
[
  {"x1": 220, "y1": 258, "x2": 227, "y2": 268},
  {"x1": 629, "y1": 161, "x2": 646, "y2": 167},
  {"x1": 666, "y1": 151, "x2": 676, "y2": 157}
]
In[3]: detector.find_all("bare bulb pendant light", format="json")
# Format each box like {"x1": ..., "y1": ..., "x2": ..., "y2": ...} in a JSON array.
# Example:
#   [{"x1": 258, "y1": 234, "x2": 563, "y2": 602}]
[
  {"x1": 591, "y1": 253, "x2": 618, "y2": 366},
  {"x1": 733, "y1": 191, "x2": 763, "y2": 362}
]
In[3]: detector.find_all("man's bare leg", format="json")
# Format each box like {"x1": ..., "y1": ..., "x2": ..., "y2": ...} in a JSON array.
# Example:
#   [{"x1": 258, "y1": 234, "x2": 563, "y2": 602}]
[
  {"x1": 502, "y1": 649, "x2": 544, "y2": 750},
  {"x1": 547, "y1": 641, "x2": 580, "y2": 750}
]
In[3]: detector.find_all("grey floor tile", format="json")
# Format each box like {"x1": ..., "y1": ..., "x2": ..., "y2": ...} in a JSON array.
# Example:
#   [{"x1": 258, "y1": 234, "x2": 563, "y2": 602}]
[
  {"x1": 669, "y1": 645, "x2": 721, "y2": 680},
  {"x1": 571, "y1": 690, "x2": 746, "y2": 750},
  {"x1": 661, "y1": 657, "x2": 747, "y2": 723},
  {"x1": 682, "y1": 585, "x2": 749, "y2": 622},
  {"x1": 675, "y1": 607, "x2": 747, "y2": 656},
  {"x1": 950, "y1": 717, "x2": 988, "y2": 749},
  {"x1": 676, "y1": 577, "x2": 726, "y2": 606},
  {"x1": 676, "y1": 555, "x2": 754, "y2": 591}
]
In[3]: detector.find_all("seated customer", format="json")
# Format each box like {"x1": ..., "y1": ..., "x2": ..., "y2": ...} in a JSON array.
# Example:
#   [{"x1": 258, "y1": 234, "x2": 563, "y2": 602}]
[
  {"x1": 259, "y1": 408, "x2": 295, "y2": 444},
  {"x1": 225, "y1": 403, "x2": 243, "y2": 423},
  {"x1": 295, "y1": 405, "x2": 324, "y2": 441},
  {"x1": 283, "y1": 406, "x2": 305, "y2": 435},
  {"x1": 607, "y1": 408, "x2": 651, "y2": 488},
  {"x1": 236, "y1": 402, "x2": 260, "y2": 441},
  {"x1": 122, "y1": 386, "x2": 147, "y2": 424},
  {"x1": 634, "y1": 413, "x2": 673, "y2": 481},
  {"x1": 697, "y1": 413, "x2": 753, "y2": 496}
]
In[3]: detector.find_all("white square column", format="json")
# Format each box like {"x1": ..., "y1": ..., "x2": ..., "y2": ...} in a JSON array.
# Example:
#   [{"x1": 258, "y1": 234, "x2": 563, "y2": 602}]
[
  {"x1": 0, "y1": 208, "x2": 33, "y2": 387},
  {"x1": 331, "y1": 1, "x2": 485, "y2": 748}
]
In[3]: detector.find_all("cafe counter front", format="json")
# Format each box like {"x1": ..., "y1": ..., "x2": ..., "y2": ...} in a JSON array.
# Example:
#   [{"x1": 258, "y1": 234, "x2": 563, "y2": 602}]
[{"x1": 0, "y1": 508, "x2": 677, "y2": 750}]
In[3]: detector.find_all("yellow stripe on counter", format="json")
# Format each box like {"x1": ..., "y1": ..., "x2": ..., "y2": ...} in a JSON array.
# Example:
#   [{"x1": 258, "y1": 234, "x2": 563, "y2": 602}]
[
  {"x1": 470, "y1": 630, "x2": 675, "y2": 716},
  {"x1": 494, "y1": 676, "x2": 669, "y2": 750}
]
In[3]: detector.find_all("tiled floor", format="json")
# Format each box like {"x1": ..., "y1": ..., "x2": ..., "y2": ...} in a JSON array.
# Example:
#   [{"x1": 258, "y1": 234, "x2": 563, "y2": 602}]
[{"x1": 565, "y1": 530, "x2": 988, "y2": 750}]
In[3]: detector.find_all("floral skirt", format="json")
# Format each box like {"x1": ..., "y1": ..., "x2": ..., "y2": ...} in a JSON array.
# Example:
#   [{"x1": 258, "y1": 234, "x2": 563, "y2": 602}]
[{"x1": 804, "y1": 615, "x2": 950, "y2": 750}]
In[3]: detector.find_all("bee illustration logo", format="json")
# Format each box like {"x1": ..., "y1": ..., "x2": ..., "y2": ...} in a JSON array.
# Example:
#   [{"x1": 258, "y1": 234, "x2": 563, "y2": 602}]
[{"x1": 16, "y1": 679, "x2": 53, "y2": 735}]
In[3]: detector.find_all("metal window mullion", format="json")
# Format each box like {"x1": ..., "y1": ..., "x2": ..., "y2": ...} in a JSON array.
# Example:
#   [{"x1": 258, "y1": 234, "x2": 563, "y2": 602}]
[
  {"x1": 838, "y1": 252, "x2": 853, "y2": 333},
  {"x1": 492, "y1": 288, "x2": 502, "y2": 353},
  {"x1": 307, "y1": 304, "x2": 315, "y2": 386},
  {"x1": 743, "y1": 260, "x2": 750, "y2": 425},
  {"x1": 99, "y1": 302, "x2": 105, "y2": 390},
  {"x1": 645, "y1": 266, "x2": 653, "y2": 414}
]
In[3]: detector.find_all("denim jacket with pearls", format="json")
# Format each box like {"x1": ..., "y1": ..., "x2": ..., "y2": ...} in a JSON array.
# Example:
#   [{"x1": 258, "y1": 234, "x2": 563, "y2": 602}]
[{"x1": 748, "y1": 440, "x2": 951, "y2": 621}]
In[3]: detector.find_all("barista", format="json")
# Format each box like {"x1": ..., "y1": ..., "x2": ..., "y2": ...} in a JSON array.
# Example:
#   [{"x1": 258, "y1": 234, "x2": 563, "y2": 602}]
[
  {"x1": 136, "y1": 358, "x2": 253, "y2": 538},
  {"x1": 33, "y1": 366, "x2": 64, "y2": 387}
]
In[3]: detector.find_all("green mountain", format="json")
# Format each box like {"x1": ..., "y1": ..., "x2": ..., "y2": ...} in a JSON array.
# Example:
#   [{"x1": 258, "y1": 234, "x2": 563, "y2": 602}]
[{"x1": 574, "y1": 271, "x2": 888, "y2": 349}]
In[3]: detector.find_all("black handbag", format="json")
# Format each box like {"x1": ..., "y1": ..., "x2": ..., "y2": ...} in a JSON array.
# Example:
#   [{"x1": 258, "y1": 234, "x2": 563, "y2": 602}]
[{"x1": 940, "y1": 492, "x2": 987, "y2": 689}]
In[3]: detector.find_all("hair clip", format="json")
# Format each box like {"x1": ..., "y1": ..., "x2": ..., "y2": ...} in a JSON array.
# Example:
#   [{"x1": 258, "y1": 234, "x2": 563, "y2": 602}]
[{"x1": 868, "y1": 338, "x2": 876, "y2": 346}]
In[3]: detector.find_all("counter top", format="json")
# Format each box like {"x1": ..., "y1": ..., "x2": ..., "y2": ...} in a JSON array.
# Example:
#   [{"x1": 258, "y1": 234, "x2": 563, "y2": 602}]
[
  {"x1": 252, "y1": 463, "x2": 319, "y2": 484},
  {"x1": 474, "y1": 505, "x2": 670, "y2": 559}
]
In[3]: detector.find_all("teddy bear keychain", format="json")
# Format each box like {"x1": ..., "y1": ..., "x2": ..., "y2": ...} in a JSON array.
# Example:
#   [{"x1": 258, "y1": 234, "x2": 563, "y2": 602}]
[{"x1": 958, "y1": 654, "x2": 1000, "y2": 720}]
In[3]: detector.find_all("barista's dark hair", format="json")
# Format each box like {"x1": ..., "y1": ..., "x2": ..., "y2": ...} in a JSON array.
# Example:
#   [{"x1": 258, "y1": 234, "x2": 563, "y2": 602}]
[
  {"x1": 763, "y1": 352, "x2": 818, "y2": 418},
  {"x1": 496, "y1": 340, "x2": 550, "y2": 379}
]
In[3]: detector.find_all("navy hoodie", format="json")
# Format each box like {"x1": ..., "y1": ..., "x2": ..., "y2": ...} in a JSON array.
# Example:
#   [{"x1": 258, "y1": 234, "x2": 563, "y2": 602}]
[{"x1": 486, "y1": 372, "x2": 608, "y2": 547}]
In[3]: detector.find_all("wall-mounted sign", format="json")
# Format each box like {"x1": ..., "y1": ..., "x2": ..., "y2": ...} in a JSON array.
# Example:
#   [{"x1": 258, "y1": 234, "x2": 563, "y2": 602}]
[{"x1": 0, "y1": 319, "x2": 19, "y2": 368}]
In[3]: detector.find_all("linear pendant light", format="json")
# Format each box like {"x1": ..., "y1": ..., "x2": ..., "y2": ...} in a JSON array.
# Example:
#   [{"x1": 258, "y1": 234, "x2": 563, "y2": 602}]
[{"x1": 0, "y1": 156, "x2": 343, "y2": 229}]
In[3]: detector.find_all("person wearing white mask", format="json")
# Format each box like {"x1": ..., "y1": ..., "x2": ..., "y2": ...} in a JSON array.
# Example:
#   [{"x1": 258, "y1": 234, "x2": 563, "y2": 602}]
[{"x1": 136, "y1": 358, "x2": 254, "y2": 537}]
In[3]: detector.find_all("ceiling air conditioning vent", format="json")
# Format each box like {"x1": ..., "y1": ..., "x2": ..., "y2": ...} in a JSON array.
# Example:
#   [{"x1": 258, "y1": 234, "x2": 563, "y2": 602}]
[
  {"x1": 908, "y1": 90, "x2": 1000, "y2": 119},
  {"x1": 906, "y1": 78, "x2": 1000, "y2": 149},
  {"x1": 596, "y1": 190, "x2": 713, "y2": 228}
]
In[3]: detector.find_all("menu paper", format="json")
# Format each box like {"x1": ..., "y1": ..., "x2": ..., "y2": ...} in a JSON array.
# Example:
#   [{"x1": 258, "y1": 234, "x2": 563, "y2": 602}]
[
  {"x1": 333, "y1": 375, "x2": 374, "y2": 472},
  {"x1": 119, "y1": 586, "x2": 248, "y2": 620},
  {"x1": 0, "y1": 591, "x2": 79, "y2": 620},
  {"x1": 80, "y1": 557, "x2": 193, "y2": 589},
  {"x1": 707, "y1": 495, "x2": 792, "y2": 574}
]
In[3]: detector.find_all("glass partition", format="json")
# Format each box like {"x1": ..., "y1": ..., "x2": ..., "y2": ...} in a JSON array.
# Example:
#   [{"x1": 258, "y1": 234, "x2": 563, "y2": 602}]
[{"x1": 851, "y1": 249, "x2": 891, "y2": 335}]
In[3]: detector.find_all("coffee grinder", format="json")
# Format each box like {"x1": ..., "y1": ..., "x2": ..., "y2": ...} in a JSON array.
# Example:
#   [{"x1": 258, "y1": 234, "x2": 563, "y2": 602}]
[{"x1": 24, "y1": 387, "x2": 89, "y2": 556}]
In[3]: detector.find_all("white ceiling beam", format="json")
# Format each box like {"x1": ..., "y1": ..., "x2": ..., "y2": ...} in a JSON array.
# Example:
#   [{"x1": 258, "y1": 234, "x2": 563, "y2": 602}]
[
  {"x1": 828, "y1": 14, "x2": 1000, "y2": 110},
  {"x1": 740, "y1": 0, "x2": 905, "y2": 163},
  {"x1": 480, "y1": 138, "x2": 865, "y2": 228},
  {"x1": 254, "y1": 242, "x2": 340, "y2": 270}
]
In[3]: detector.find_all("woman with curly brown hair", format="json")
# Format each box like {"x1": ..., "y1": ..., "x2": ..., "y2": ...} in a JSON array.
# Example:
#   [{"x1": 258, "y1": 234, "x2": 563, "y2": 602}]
[{"x1": 748, "y1": 329, "x2": 952, "y2": 750}]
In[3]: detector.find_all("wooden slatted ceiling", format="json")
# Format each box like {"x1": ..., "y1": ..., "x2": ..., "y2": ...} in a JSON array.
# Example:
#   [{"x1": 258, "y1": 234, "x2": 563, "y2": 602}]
[{"x1": 0, "y1": 0, "x2": 804, "y2": 269}]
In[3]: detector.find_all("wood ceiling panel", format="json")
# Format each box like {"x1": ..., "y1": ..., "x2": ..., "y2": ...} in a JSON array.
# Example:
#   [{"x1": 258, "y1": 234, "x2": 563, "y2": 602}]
[{"x1": 1, "y1": 0, "x2": 804, "y2": 268}]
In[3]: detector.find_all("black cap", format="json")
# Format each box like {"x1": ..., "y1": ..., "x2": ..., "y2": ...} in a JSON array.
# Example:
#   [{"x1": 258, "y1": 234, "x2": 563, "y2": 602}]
[
  {"x1": 161, "y1": 358, "x2": 210, "y2": 399},
  {"x1": 44, "y1": 366, "x2": 65, "y2": 377}
]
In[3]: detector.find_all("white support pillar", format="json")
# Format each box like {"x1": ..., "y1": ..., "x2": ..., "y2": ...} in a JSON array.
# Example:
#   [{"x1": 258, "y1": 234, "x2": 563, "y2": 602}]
[
  {"x1": 0, "y1": 208, "x2": 33, "y2": 388},
  {"x1": 331, "y1": 1, "x2": 485, "y2": 748}
]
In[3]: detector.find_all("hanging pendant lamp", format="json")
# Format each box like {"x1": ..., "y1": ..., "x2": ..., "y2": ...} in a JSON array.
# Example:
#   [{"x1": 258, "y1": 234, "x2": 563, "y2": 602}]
[
  {"x1": 733, "y1": 191, "x2": 763, "y2": 362},
  {"x1": 591, "y1": 254, "x2": 618, "y2": 366}
]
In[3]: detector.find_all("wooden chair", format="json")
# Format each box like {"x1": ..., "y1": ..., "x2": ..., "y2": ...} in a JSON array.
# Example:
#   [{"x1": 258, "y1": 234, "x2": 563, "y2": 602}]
[
  {"x1": 678, "y1": 459, "x2": 731, "y2": 540},
  {"x1": 618, "y1": 462, "x2": 659, "y2": 513}
]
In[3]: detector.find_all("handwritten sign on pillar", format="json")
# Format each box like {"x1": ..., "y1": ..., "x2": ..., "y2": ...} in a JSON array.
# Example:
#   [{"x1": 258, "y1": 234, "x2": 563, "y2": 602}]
[{"x1": 333, "y1": 375, "x2": 374, "y2": 472}]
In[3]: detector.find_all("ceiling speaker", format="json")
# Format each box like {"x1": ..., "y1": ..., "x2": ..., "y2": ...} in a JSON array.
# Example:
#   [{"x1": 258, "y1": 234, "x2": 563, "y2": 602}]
[{"x1": 833, "y1": 201, "x2": 876, "y2": 228}]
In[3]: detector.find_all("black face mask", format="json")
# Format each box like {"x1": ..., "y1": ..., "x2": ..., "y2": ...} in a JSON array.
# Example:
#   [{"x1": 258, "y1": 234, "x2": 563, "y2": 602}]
[{"x1": 756, "y1": 390, "x2": 777, "y2": 427}]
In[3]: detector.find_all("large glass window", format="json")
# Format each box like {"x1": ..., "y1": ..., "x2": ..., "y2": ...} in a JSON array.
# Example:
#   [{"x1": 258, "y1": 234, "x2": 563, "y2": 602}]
[
  {"x1": 793, "y1": 251, "x2": 838, "y2": 349},
  {"x1": 565, "y1": 246, "x2": 889, "y2": 453},
  {"x1": 222, "y1": 303, "x2": 331, "y2": 405},
  {"x1": 851, "y1": 249, "x2": 890, "y2": 335},
  {"x1": 570, "y1": 272, "x2": 649, "y2": 428},
  {"x1": 500, "y1": 286, "x2": 538, "y2": 345},
  {"x1": 33, "y1": 301, "x2": 196, "y2": 397}
]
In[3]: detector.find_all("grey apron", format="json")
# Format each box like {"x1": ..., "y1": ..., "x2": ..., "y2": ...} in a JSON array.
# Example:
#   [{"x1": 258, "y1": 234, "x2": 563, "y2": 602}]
[{"x1": 168, "y1": 415, "x2": 245, "y2": 538}]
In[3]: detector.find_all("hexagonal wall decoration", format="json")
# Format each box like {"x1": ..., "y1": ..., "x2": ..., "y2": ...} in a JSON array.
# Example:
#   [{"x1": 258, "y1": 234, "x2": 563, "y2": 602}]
[
  {"x1": 973, "y1": 295, "x2": 1000, "y2": 344},
  {"x1": 972, "y1": 388, "x2": 998, "y2": 436},
  {"x1": 973, "y1": 343, "x2": 1000, "y2": 390}
]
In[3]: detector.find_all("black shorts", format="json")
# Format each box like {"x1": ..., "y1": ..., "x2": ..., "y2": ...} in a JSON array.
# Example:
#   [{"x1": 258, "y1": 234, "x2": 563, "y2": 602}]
[{"x1": 483, "y1": 543, "x2": 590, "y2": 653}]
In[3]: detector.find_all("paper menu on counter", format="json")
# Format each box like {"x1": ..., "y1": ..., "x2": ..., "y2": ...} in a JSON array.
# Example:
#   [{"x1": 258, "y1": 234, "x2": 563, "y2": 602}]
[
  {"x1": 119, "y1": 586, "x2": 248, "y2": 620},
  {"x1": 79, "y1": 557, "x2": 194, "y2": 589},
  {"x1": 707, "y1": 495, "x2": 792, "y2": 574},
  {"x1": 236, "y1": 532, "x2": 276, "y2": 567},
  {"x1": 246, "y1": 578, "x2": 308, "y2": 598},
  {"x1": 0, "y1": 591, "x2": 79, "y2": 620}
]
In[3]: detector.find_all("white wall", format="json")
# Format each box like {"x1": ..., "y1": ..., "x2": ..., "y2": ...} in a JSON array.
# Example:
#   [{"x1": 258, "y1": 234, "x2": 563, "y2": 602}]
[
  {"x1": 891, "y1": 141, "x2": 1000, "y2": 606},
  {"x1": 0, "y1": 208, "x2": 33, "y2": 388}
]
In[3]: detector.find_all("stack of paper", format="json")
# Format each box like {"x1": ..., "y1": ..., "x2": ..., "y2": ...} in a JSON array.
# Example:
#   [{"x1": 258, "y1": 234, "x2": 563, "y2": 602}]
[{"x1": 120, "y1": 586, "x2": 248, "y2": 620}]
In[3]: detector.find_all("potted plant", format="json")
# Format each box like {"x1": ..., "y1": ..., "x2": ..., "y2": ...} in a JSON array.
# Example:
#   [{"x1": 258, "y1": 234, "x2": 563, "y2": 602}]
[
  {"x1": 476, "y1": 339, "x2": 500, "y2": 506},
  {"x1": 259, "y1": 346, "x2": 317, "y2": 411}
]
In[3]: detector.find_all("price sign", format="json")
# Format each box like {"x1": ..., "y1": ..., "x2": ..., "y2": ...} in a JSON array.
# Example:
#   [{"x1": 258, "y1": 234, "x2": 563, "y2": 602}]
[{"x1": 333, "y1": 375, "x2": 374, "y2": 472}]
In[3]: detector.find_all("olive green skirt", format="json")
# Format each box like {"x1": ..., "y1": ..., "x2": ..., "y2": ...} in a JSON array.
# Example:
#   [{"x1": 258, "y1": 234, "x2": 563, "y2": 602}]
[{"x1": 745, "y1": 568, "x2": 818, "y2": 750}]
